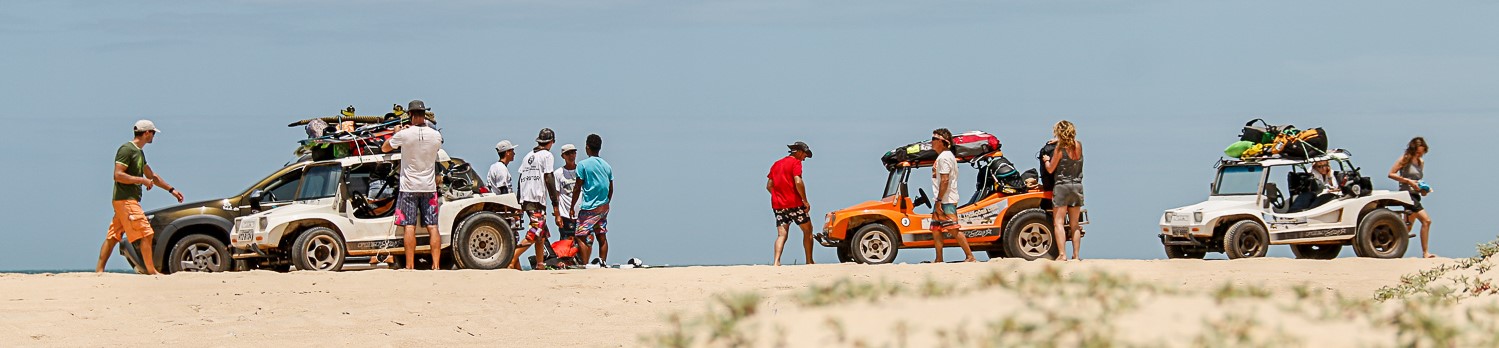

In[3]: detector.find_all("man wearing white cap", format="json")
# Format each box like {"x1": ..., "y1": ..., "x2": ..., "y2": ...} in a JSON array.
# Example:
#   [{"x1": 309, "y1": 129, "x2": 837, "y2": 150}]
[
  {"x1": 96, "y1": 120, "x2": 185, "y2": 274},
  {"x1": 487, "y1": 140, "x2": 517, "y2": 195},
  {"x1": 553, "y1": 144, "x2": 580, "y2": 243}
]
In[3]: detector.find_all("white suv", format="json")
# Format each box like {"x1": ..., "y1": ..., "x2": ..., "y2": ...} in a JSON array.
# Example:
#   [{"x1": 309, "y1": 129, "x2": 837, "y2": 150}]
[
  {"x1": 1159, "y1": 150, "x2": 1414, "y2": 260},
  {"x1": 231, "y1": 150, "x2": 521, "y2": 271}
]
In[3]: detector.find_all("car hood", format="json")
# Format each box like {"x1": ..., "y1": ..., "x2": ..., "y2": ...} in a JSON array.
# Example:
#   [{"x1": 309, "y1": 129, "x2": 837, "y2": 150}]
[
  {"x1": 1167, "y1": 196, "x2": 1256, "y2": 213},
  {"x1": 243, "y1": 202, "x2": 326, "y2": 219},
  {"x1": 834, "y1": 198, "x2": 896, "y2": 214},
  {"x1": 145, "y1": 198, "x2": 231, "y2": 215}
]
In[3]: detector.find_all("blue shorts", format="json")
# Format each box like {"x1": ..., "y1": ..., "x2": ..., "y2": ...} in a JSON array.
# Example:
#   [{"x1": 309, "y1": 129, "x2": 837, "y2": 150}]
[{"x1": 395, "y1": 192, "x2": 439, "y2": 227}]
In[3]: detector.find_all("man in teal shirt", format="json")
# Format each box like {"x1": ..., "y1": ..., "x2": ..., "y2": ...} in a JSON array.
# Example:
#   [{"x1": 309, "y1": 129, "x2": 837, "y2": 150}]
[{"x1": 570, "y1": 134, "x2": 614, "y2": 265}]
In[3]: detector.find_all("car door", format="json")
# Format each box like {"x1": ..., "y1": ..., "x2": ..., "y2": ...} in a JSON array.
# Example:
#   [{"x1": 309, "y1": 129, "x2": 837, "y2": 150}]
[
  {"x1": 343, "y1": 163, "x2": 401, "y2": 249},
  {"x1": 240, "y1": 165, "x2": 308, "y2": 214}
]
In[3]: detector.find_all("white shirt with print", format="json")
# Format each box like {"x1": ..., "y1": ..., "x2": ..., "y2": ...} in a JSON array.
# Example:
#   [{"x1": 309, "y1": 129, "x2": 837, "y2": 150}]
[
  {"x1": 554, "y1": 166, "x2": 579, "y2": 220},
  {"x1": 387, "y1": 126, "x2": 443, "y2": 193},
  {"x1": 933, "y1": 151, "x2": 960, "y2": 205},
  {"x1": 487, "y1": 161, "x2": 512, "y2": 195},
  {"x1": 517, "y1": 149, "x2": 555, "y2": 204}
]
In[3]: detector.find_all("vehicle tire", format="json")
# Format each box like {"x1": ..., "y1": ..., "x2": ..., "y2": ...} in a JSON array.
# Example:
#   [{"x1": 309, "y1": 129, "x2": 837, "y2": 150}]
[
  {"x1": 836, "y1": 242, "x2": 854, "y2": 263},
  {"x1": 985, "y1": 248, "x2": 1008, "y2": 260},
  {"x1": 849, "y1": 224, "x2": 899, "y2": 264},
  {"x1": 1002, "y1": 209, "x2": 1059, "y2": 261},
  {"x1": 1222, "y1": 220, "x2": 1269, "y2": 259},
  {"x1": 1164, "y1": 245, "x2": 1206, "y2": 259},
  {"x1": 1352, "y1": 209, "x2": 1409, "y2": 259},
  {"x1": 452, "y1": 212, "x2": 516, "y2": 270},
  {"x1": 291, "y1": 227, "x2": 346, "y2": 271},
  {"x1": 1291, "y1": 244, "x2": 1341, "y2": 260},
  {"x1": 167, "y1": 234, "x2": 230, "y2": 273}
]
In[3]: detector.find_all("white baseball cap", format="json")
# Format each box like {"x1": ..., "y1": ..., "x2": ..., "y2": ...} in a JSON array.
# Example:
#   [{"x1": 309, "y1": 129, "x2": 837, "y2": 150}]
[
  {"x1": 560, "y1": 144, "x2": 577, "y2": 154},
  {"x1": 495, "y1": 140, "x2": 517, "y2": 152},
  {"x1": 133, "y1": 120, "x2": 161, "y2": 133}
]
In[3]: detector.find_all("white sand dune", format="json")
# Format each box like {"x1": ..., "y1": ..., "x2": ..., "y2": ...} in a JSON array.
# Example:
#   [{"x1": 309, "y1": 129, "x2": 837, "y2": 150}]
[{"x1": 0, "y1": 258, "x2": 1454, "y2": 347}]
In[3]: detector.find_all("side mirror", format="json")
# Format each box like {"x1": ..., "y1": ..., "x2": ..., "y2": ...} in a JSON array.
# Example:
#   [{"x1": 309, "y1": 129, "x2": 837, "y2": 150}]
[{"x1": 249, "y1": 190, "x2": 264, "y2": 211}]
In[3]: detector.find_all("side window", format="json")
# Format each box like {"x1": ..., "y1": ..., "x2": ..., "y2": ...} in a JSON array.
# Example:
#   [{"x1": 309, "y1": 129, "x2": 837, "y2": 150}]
[
  {"x1": 297, "y1": 165, "x2": 343, "y2": 200},
  {"x1": 263, "y1": 169, "x2": 305, "y2": 203}
]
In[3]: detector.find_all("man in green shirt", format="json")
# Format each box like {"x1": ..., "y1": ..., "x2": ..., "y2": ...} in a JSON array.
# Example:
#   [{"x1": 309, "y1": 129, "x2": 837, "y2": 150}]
[{"x1": 95, "y1": 120, "x2": 184, "y2": 274}]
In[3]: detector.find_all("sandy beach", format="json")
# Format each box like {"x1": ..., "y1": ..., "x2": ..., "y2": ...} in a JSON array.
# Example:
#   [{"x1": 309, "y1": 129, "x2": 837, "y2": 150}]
[{"x1": 0, "y1": 257, "x2": 1464, "y2": 347}]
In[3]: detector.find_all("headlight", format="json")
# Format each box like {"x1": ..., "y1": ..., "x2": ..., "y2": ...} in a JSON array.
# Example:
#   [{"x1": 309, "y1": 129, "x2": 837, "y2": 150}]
[
  {"x1": 1193, "y1": 212, "x2": 1204, "y2": 223},
  {"x1": 1164, "y1": 212, "x2": 1174, "y2": 221},
  {"x1": 257, "y1": 217, "x2": 269, "y2": 232},
  {"x1": 236, "y1": 218, "x2": 255, "y2": 231}
]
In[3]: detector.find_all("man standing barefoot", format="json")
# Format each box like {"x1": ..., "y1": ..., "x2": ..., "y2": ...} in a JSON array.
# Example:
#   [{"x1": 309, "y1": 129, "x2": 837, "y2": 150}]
[
  {"x1": 381, "y1": 100, "x2": 444, "y2": 270},
  {"x1": 513, "y1": 128, "x2": 559, "y2": 269},
  {"x1": 571, "y1": 134, "x2": 614, "y2": 265},
  {"x1": 767, "y1": 141, "x2": 814, "y2": 266},
  {"x1": 97, "y1": 120, "x2": 184, "y2": 274},
  {"x1": 930, "y1": 129, "x2": 975, "y2": 263}
]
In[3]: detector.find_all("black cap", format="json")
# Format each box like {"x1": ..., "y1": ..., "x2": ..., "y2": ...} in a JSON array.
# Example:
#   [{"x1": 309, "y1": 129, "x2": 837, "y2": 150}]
[
  {"x1": 537, "y1": 128, "x2": 555, "y2": 144},
  {"x1": 407, "y1": 100, "x2": 428, "y2": 112},
  {"x1": 788, "y1": 141, "x2": 812, "y2": 158}
]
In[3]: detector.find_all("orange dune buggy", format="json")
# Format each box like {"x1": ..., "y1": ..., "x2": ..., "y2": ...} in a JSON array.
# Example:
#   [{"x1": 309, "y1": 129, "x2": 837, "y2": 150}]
[{"x1": 816, "y1": 150, "x2": 1087, "y2": 264}]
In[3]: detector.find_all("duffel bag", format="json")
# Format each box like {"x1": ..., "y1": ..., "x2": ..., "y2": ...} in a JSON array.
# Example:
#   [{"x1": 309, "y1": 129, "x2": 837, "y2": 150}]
[
  {"x1": 1240, "y1": 118, "x2": 1274, "y2": 143},
  {"x1": 881, "y1": 141, "x2": 938, "y2": 167},
  {"x1": 952, "y1": 131, "x2": 1001, "y2": 158},
  {"x1": 1225, "y1": 141, "x2": 1255, "y2": 158}
]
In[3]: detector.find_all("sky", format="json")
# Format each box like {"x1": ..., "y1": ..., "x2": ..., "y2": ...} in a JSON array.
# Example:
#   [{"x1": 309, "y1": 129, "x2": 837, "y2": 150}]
[{"x1": 1, "y1": 0, "x2": 1495, "y2": 270}]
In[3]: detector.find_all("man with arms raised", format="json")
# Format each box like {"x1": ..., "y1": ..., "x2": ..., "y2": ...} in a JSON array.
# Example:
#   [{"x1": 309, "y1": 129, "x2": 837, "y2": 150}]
[
  {"x1": 381, "y1": 100, "x2": 444, "y2": 270},
  {"x1": 96, "y1": 120, "x2": 185, "y2": 274},
  {"x1": 767, "y1": 141, "x2": 814, "y2": 266}
]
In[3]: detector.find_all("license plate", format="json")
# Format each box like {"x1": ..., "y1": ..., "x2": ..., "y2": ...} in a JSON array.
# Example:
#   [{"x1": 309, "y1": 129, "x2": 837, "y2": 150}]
[
  {"x1": 236, "y1": 229, "x2": 253, "y2": 243},
  {"x1": 1171, "y1": 226, "x2": 1190, "y2": 236}
]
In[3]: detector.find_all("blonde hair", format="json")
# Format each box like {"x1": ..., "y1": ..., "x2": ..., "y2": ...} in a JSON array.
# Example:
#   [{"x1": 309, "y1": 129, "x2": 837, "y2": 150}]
[{"x1": 1053, "y1": 120, "x2": 1078, "y2": 152}]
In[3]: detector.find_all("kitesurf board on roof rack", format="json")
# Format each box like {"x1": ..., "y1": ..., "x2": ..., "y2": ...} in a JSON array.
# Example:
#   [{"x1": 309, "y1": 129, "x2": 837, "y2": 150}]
[{"x1": 293, "y1": 104, "x2": 432, "y2": 160}]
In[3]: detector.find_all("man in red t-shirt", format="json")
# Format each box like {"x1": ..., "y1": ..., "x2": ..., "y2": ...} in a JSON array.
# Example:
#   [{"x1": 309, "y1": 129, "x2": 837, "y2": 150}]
[{"x1": 767, "y1": 141, "x2": 814, "y2": 266}]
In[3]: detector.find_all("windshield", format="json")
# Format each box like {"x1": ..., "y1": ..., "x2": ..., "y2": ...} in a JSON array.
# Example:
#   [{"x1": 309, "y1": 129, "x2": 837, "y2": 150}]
[
  {"x1": 883, "y1": 168, "x2": 909, "y2": 198},
  {"x1": 1215, "y1": 165, "x2": 1264, "y2": 196}
]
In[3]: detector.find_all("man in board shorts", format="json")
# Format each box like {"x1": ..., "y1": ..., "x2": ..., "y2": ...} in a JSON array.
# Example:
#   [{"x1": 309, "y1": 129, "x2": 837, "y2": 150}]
[
  {"x1": 571, "y1": 134, "x2": 614, "y2": 265},
  {"x1": 767, "y1": 141, "x2": 814, "y2": 266},
  {"x1": 96, "y1": 120, "x2": 185, "y2": 274},
  {"x1": 513, "y1": 128, "x2": 559, "y2": 269},
  {"x1": 382, "y1": 100, "x2": 444, "y2": 270}
]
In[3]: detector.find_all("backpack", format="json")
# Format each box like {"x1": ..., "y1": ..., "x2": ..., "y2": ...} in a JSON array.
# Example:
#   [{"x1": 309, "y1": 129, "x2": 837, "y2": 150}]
[
  {"x1": 1240, "y1": 119, "x2": 1274, "y2": 144},
  {"x1": 1037, "y1": 142, "x2": 1058, "y2": 191}
]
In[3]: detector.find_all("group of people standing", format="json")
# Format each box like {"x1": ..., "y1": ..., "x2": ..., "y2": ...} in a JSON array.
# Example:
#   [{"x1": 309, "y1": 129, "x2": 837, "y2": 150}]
[
  {"x1": 489, "y1": 128, "x2": 615, "y2": 269},
  {"x1": 765, "y1": 121, "x2": 1091, "y2": 265}
]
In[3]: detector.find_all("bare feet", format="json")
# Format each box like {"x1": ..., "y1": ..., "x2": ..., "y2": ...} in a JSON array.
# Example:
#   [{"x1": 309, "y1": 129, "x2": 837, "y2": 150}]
[
  {"x1": 963, "y1": 257, "x2": 977, "y2": 263},
  {"x1": 1425, "y1": 253, "x2": 1438, "y2": 258}
]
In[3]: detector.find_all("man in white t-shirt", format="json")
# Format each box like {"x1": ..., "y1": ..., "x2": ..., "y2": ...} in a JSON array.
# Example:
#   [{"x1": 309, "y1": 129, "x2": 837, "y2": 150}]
[
  {"x1": 554, "y1": 144, "x2": 580, "y2": 244},
  {"x1": 511, "y1": 128, "x2": 560, "y2": 270},
  {"x1": 380, "y1": 100, "x2": 445, "y2": 270},
  {"x1": 930, "y1": 128, "x2": 975, "y2": 263},
  {"x1": 487, "y1": 140, "x2": 517, "y2": 195}
]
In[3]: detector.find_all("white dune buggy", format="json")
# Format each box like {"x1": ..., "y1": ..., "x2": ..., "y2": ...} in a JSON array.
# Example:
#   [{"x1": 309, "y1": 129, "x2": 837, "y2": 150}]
[
  {"x1": 230, "y1": 150, "x2": 522, "y2": 271},
  {"x1": 1159, "y1": 150, "x2": 1415, "y2": 259}
]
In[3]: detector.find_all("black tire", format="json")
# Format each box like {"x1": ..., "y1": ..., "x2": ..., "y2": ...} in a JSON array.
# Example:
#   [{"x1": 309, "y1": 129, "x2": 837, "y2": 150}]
[
  {"x1": 836, "y1": 242, "x2": 854, "y2": 263},
  {"x1": 1164, "y1": 245, "x2": 1206, "y2": 259},
  {"x1": 849, "y1": 224, "x2": 899, "y2": 264},
  {"x1": 1291, "y1": 244, "x2": 1341, "y2": 260},
  {"x1": 1002, "y1": 209, "x2": 1059, "y2": 261},
  {"x1": 291, "y1": 227, "x2": 346, "y2": 271},
  {"x1": 1352, "y1": 209, "x2": 1409, "y2": 258},
  {"x1": 452, "y1": 212, "x2": 516, "y2": 270},
  {"x1": 1222, "y1": 220, "x2": 1269, "y2": 259},
  {"x1": 985, "y1": 248, "x2": 1007, "y2": 260},
  {"x1": 167, "y1": 234, "x2": 230, "y2": 273}
]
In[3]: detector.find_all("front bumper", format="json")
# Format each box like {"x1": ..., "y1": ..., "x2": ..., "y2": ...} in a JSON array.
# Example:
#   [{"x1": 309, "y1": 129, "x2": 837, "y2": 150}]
[{"x1": 813, "y1": 231, "x2": 840, "y2": 248}]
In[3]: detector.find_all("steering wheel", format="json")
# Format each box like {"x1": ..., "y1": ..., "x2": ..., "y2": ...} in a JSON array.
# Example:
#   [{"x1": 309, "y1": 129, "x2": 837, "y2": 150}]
[
  {"x1": 914, "y1": 188, "x2": 933, "y2": 210},
  {"x1": 1265, "y1": 187, "x2": 1285, "y2": 210},
  {"x1": 350, "y1": 191, "x2": 372, "y2": 216}
]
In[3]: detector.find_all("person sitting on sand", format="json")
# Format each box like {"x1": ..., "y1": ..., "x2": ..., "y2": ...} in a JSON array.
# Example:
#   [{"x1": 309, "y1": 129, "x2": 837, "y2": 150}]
[
  {"x1": 931, "y1": 129, "x2": 976, "y2": 263},
  {"x1": 1390, "y1": 137, "x2": 1434, "y2": 258},
  {"x1": 767, "y1": 141, "x2": 815, "y2": 266}
]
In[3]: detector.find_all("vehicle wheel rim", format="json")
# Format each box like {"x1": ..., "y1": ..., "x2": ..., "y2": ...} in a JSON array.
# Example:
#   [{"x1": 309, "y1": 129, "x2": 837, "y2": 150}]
[
  {"x1": 468, "y1": 225, "x2": 502, "y2": 260},
  {"x1": 305, "y1": 235, "x2": 341, "y2": 271},
  {"x1": 178, "y1": 242, "x2": 222, "y2": 272},
  {"x1": 859, "y1": 231, "x2": 892, "y2": 262},
  {"x1": 1370, "y1": 222, "x2": 1398, "y2": 253},
  {"x1": 1017, "y1": 223, "x2": 1053, "y2": 258},
  {"x1": 1238, "y1": 232, "x2": 1263, "y2": 257}
]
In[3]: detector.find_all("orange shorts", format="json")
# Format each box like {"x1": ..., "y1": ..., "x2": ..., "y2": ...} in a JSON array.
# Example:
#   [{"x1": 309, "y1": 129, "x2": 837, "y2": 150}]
[{"x1": 107, "y1": 200, "x2": 155, "y2": 243}]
